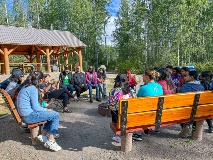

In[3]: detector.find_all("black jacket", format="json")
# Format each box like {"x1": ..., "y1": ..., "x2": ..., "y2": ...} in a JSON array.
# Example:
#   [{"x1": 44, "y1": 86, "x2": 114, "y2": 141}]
[
  {"x1": 59, "y1": 72, "x2": 73, "y2": 87},
  {"x1": 73, "y1": 72, "x2": 86, "y2": 85}
]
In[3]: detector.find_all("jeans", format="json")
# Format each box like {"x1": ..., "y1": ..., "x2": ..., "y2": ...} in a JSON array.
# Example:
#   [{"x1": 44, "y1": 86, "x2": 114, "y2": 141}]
[
  {"x1": 87, "y1": 84, "x2": 99, "y2": 100},
  {"x1": 22, "y1": 110, "x2": 60, "y2": 135},
  {"x1": 74, "y1": 84, "x2": 88, "y2": 97},
  {"x1": 98, "y1": 83, "x2": 107, "y2": 98},
  {"x1": 61, "y1": 84, "x2": 74, "y2": 95}
]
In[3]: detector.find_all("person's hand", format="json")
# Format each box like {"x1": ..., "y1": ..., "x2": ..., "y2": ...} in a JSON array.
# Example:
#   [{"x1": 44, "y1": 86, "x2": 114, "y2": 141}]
[
  {"x1": 46, "y1": 104, "x2": 50, "y2": 107},
  {"x1": 74, "y1": 96, "x2": 77, "y2": 100},
  {"x1": 40, "y1": 92, "x2": 44, "y2": 98},
  {"x1": 80, "y1": 84, "x2": 84, "y2": 88},
  {"x1": 47, "y1": 108, "x2": 52, "y2": 111}
]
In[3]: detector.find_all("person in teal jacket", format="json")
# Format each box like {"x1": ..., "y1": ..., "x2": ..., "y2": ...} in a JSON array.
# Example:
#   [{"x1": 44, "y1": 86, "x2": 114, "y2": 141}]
[
  {"x1": 137, "y1": 69, "x2": 163, "y2": 97},
  {"x1": 133, "y1": 69, "x2": 163, "y2": 141}
]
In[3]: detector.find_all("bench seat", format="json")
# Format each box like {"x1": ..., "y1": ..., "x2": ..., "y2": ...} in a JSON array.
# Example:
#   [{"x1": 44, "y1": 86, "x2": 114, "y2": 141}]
[{"x1": 110, "y1": 91, "x2": 213, "y2": 152}]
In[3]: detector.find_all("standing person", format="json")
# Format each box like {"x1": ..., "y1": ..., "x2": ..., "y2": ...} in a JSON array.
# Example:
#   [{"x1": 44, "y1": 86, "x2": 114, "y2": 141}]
[
  {"x1": 172, "y1": 67, "x2": 181, "y2": 91},
  {"x1": 179, "y1": 71, "x2": 205, "y2": 138},
  {"x1": 166, "y1": 65, "x2": 173, "y2": 75},
  {"x1": 97, "y1": 68, "x2": 107, "y2": 99},
  {"x1": 177, "y1": 67, "x2": 189, "y2": 92},
  {"x1": 199, "y1": 71, "x2": 213, "y2": 133},
  {"x1": 40, "y1": 74, "x2": 76, "y2": 113},
  {"x1": 17, "y1": 71, "x2": 61, "y2": 151},
  {"x1": 108, "y1": 74, "x2": 136, "y2": 143},
  {"x1": 135, "y1": 69, "x2": 163, "y2": 138},
  {"x1": 59, "y1": 67, "x2": 74, "y2": 95},
  {"x1": 85, "y1": 66, "x2": 101, "y2": 103},
  {"x1": 157, "y1": 68, "x2": 176, "y2": 95},
  {"x1": 126, "y1": 70, "x2": 137, "y2": 89},
  {"x1": 73, "y1": 66, "x2": 88, "y2": 101}
]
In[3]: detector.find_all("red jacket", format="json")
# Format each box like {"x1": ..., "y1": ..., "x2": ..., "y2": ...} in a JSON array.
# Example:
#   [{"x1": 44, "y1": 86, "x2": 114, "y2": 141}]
[
  {"x1": 126, "y1": 71, "x2": 137, "y2": 88},
  {"x1": 158, "y1": 80, "x2": 176, "y2": 95}
]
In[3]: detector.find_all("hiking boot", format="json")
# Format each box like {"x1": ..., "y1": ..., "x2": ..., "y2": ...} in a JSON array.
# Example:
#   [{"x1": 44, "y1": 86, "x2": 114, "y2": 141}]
[
  {"x1": 37, "y1": 134, "x2": 48, "y2": 143},
  {"x1": 112, "y1": 135, "x2": 121, "y2": 143},
  {"x1": 44, "y1": 139, "x2": 62, "y2": 151},
  {"x1": 132, "y1": 133, "x2": 142, "y2": 141},
  {"x1": 179, "y1": 126, "x2": 191, "y2": 138}
]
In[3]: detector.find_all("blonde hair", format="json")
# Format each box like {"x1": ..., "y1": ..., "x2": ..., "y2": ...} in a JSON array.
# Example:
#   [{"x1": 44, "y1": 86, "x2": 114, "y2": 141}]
[{"x1": 145, "y1": 69, "x2": 160, "y2": 80}]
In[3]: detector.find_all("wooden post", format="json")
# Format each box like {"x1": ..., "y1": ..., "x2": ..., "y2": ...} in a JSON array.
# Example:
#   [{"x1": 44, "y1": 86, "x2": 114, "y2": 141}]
[
  {"x1": 29, "y1": 55, "x2": 33, "y2": 63},
  {"x1": 192, "y1": 120, "x2": 204, "y2": 141},
  {"x1": 36, "y1": 52, "x2": 41, "y2": 71},
  {"x1": 4, "y1": 48, "x2": 10, "y2": 75},
  {"x1": 1, "y1": 54, "x2": 5, "y2": 74},
  {"x1": 78, "y1": 50, "x2": 83, "y2": 71},
  {"x1": 65, "y1": 53, "x2": 69, "y2": 66},
  {"x1": 30, "y1": 126, "x2": 40, "y2": 145},
  {"x1": 121, "y1": 133, "x2": 132, "y2": 152},
  {"x1": 46, "y1": 48, "x2": 51, "y2": 73}
]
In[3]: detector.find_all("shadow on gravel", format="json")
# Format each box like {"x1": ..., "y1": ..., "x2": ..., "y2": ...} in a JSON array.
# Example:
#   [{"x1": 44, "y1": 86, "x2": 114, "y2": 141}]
[{"x1": 57, "y1": 121, "x2": 119, "y2": 151}]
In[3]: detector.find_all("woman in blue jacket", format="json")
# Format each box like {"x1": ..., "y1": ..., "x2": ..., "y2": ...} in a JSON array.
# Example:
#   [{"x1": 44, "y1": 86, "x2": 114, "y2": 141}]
[{"x1": 17, "y1": 71, "x2": 61, "y2": 152}]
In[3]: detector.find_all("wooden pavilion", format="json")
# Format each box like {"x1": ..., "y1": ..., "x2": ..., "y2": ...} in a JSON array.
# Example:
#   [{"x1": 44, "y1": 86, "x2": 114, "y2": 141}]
[{"x1": 0, "y1": 25, "x2": 86, "y2": 75}]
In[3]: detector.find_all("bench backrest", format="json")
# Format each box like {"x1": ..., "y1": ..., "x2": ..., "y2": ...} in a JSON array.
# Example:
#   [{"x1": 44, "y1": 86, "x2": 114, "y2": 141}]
[
  {"x1": 0, "y1": 89, "x2": 22, "y2": 123},
  {"x1": 117, "y1": 91, "x2": 213, "y2": 135}
]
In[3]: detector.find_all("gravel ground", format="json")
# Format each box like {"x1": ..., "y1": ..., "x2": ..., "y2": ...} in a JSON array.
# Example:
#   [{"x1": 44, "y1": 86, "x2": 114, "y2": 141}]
[{"x1": 0, "y1": 72, "x2": 212, "y2": 160}]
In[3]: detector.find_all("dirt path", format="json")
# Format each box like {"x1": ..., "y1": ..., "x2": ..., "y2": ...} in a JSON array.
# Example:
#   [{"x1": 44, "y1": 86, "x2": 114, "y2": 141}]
[{"x1": 0, "y1": 73, "x2": 212, "y2": 160}]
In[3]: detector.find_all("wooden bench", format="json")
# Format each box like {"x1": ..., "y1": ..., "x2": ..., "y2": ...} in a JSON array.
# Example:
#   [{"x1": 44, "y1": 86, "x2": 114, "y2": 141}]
[
  {"x1": 110, "y1": 91, "x2": 213, "y2": 152},
  {"x1": 0, "y1": 89, "x2": 47, "y2": 145}
]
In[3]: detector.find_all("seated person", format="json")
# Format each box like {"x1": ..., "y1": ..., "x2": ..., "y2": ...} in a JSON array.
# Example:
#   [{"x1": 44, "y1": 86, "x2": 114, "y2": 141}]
[
  {"x1": 73, "y1": 66, "x2": 88, "y2": 100},
  {"x1": 40, "y1": 74, "x2": 76, "y2": 113},
  {"x1": 17, "y1": 71, "x2": 61, "y2": 151},
  {"x1": 108, "y1": 74, "x2": 136, "y2": 143},
  {"x1": 172, "y1": 67, "x2": 181, "y2": 91},
  {"x1": 59, "y1": 67, "x2": 74, "y2": 95},
  {"x1": 136, "y1": 69, "x2": 163, "y2": 138},
  {"x1": 179, "y1": 71, "x2": 205, "y2": 138},
  {"x1": 157, "y1": 68, "x2": 176, "y2": 95},
  {"x1": 6, "y1": 72, "x2": 25, "y2": 97},
  {"x1": 85, "y1": 66, "x2": 101, "y2": 103},
  {"x1": 97, "y1": 68, "x2": 107, "y2": 99},
  {"x1": 126, "y1": 70, "x2": 137, "y2": 89},
  {"x1": 0, "y1": 68, "x2": 24, "y2": 89},
  {"x1": 199, "y1": 71, "x2": 213, "y2": 133}
]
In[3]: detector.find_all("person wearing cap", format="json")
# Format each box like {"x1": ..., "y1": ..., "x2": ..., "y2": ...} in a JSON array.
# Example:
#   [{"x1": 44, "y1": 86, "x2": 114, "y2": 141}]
[
  {"x1": 73, "y1": 66, "x2": 88, "y2": 100},
  {"x1": 5, "y1": 69, "x2": 25, "y2": 97},
  {"x1": 59, "y1": 67, "x2": 74, "y2": 95},
  {"x1": 0, "y1": 68, "x2": 25, "y2": 90},
  {"x1": 85, "y1": 66, "x2": 101, "y2": 103}
]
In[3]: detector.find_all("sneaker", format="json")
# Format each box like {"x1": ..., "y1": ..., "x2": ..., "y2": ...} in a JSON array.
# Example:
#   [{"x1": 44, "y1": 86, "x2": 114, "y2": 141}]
[
  {"x1": 208, "y1": 128, "x2": 213, "y2": 133},
  {"x1": 44, "y1": 139, "x2": 62, "y2": 151},
  {"x1": 132, "y1": 133, "x2": 142, "y2": 141},
  {"x1": 179, "y1": 126, "x2": 191, "y2": 138},
  {"x1": 90, "y1": 99, "x2": 93, "y2": 103},
  {"x1": 37, "y1": 134, "x2": 48, "y2": 143},
  {"x1": 142, "y1": 130, "x2": 150, "y2": 136},
  {"x1": 112, "y1": 135, "x2": 121, "y2": 143}
]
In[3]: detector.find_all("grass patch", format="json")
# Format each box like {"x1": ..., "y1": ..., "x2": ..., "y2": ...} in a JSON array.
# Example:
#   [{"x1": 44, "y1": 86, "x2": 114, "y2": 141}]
[{"x1": 0, "y1": 95, "x2": 10, "y2": 117}]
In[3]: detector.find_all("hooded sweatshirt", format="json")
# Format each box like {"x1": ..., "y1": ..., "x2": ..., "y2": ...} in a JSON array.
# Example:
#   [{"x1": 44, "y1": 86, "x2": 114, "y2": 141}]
[{"x1": 179, "y1": 81, "x2": 205, "y2": 93}]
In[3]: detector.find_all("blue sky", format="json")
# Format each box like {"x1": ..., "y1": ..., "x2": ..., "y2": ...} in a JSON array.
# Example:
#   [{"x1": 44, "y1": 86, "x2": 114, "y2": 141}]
[{"x1": 104, "y1": 0, "x2": 120, "y2": 45}]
